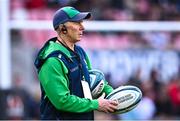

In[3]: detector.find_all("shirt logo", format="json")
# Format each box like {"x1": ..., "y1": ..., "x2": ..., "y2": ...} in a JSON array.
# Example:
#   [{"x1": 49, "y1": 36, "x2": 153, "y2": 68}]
[{"x1": 70, "y1": 66, "x2": 79, "y2": 72}]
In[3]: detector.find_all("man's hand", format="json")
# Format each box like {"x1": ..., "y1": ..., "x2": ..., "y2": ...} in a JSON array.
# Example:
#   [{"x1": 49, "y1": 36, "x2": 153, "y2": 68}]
[{"x1": 97, "y1": 93, "x2": 118, "y2": 113}]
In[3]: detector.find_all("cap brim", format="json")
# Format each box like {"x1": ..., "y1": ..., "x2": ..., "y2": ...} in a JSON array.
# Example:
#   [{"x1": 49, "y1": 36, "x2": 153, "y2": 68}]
[{"x1": 71, "y1": 12, "x2": 91, "y2": 22}]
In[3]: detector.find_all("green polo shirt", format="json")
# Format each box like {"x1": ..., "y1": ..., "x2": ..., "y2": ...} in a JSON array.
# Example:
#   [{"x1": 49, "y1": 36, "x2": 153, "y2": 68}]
[{"x1": 38, "y1": 40, "x2": 113, "y2": 112}]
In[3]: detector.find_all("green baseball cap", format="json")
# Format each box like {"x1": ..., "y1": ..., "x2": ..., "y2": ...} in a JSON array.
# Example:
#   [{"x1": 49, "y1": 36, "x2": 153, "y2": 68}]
[{"x1": 53, "y1": 6, "x2": 91, "y2": 30}]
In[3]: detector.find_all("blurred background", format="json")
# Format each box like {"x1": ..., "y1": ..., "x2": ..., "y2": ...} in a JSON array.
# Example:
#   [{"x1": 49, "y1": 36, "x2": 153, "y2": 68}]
[{"x1": 0, "y1": 0, "x2": 180, "y2": 120}]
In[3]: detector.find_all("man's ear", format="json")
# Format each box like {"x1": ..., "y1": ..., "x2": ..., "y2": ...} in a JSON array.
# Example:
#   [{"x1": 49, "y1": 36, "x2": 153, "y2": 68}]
[
  {"x1": 56, "y1": 24, "x2": 67, "y2": 34},
  {"x1": 61, "y1": 24, "x2": 67, "y2": 34}
]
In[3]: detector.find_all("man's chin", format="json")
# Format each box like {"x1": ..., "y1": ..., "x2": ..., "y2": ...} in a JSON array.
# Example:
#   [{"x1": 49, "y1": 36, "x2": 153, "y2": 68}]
[{"x1": 76, "y1": 39, "x2": 81, "y2": 42}]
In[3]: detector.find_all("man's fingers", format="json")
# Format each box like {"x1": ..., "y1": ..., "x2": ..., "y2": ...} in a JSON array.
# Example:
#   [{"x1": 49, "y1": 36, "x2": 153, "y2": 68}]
[
  {"x1": 109, "y1": 100, "x2": 118, "y2": 105},
  {"x1": 107, "y1": 105, "x2": 117, "y2": 113},
  {"x1": 97, "y1": 98, "x2": 119, "y2": 113},
  {"x1": 109, "y1": 103, "x2": 118, "y2": 111},
  {"x1": 105, "y1": 101, "x2": 118, "y2": 113}
]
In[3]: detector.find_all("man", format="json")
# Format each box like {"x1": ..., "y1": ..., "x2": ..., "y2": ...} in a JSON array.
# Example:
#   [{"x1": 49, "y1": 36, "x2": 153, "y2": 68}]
[{"x1": 34, "y1": 6, "x2": 118, "y2": 120}]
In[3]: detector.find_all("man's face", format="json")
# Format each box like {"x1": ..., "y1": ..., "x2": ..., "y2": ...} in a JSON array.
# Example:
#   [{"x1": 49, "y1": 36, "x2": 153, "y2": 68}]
[{"x1": 64, "y1": 21, "x2": 85, "y2": 43}]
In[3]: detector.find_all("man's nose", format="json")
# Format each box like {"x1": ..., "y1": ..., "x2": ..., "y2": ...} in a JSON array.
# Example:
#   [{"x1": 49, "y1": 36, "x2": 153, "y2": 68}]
[{"x1": 79, "y1": 22, "x2": 85, "y2": 31}]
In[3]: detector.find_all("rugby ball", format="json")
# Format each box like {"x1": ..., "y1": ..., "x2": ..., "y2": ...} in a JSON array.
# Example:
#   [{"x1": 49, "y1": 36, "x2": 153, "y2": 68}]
[
  {"x1": 106, "y1": 85, "x2": 142, "y2": 114},
  {"x1": 89, "y1": 69, "x2": 105, "y2": 98}
]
